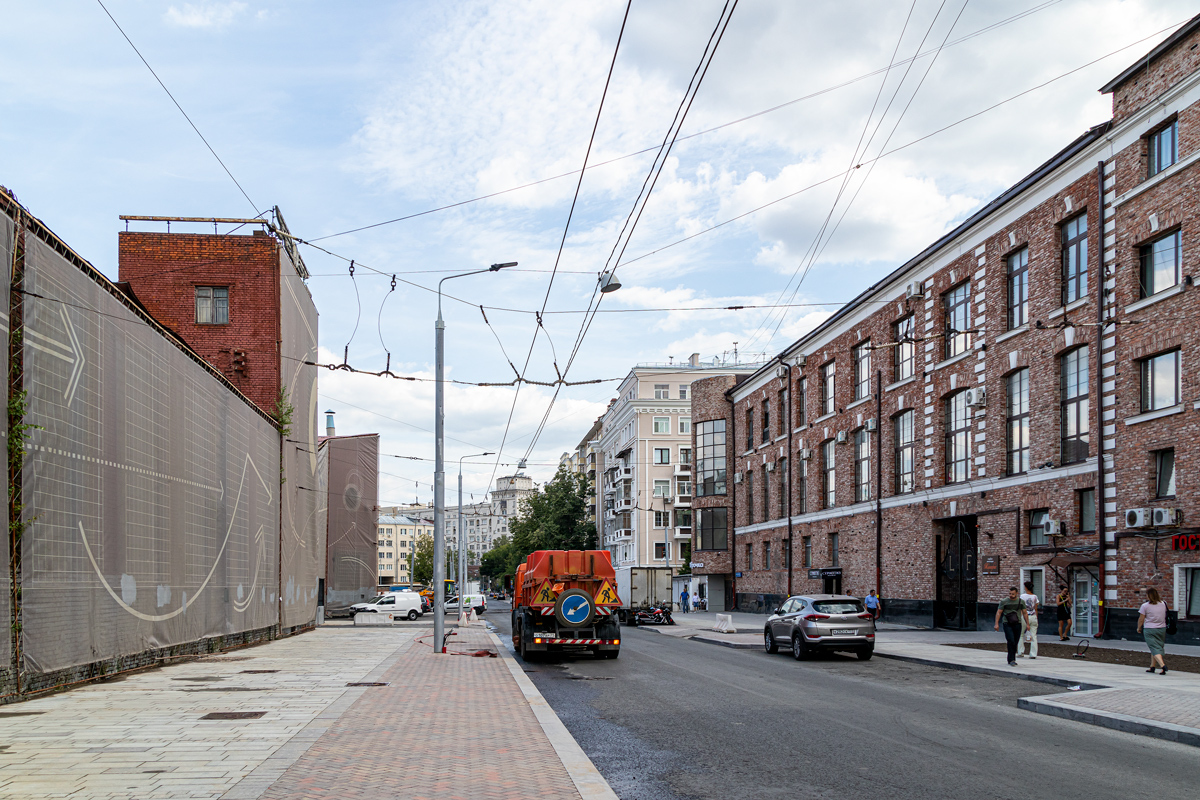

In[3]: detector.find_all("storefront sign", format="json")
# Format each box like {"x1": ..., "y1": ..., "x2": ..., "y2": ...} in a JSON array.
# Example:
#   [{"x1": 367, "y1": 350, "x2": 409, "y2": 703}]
[
  {"x1": 689, "y1": 562, "x2": 705, "y2": 569},
  {"x1": 1172, "y1": 534, "x2": 1200, "y2": 551},
  {"x1": 807, "y1": 568, "x2": 842, "y2": 579},
  {"x1": 981, "y1": 555, "x2": 1000, "y2": 575},
  {"x1": 735, "y1": 572, "x2": 743, "y2": 578}
]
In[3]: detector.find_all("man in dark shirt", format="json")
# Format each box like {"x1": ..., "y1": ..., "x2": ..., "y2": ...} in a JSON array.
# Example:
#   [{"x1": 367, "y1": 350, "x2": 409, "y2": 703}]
[{"x1": 994, "y1": 586, "x2": 1030, "y2": 666}]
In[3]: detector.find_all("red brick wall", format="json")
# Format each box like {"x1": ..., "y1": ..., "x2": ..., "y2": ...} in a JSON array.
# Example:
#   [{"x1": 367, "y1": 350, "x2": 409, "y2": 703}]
[
  {"x1": 689, "y1": 375, "x2": 738, "y2": 579},
  {"x1": 118, "y1": 231, "x2": 282, "y2": 415},
  {"x1": 1111, "y1": 34, "x2": 1200, "y2": 124}
]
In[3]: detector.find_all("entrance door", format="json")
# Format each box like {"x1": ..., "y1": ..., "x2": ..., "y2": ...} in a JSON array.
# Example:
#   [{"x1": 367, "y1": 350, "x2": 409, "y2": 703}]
[
  {"x1": 1073, "y1": 569, "x2": 1099, "y2": 636},
  {"x1": 935, "y1": 518, "x2": 978, "y2": 629},
  {"x1": 823, "y1": 574, "x2": 842, "y2": 595}
]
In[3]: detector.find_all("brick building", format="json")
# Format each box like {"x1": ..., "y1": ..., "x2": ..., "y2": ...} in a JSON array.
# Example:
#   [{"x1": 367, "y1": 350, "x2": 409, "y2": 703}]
[{"x1": 691, "y1": 16, "x2": 1200, "y2": 644}]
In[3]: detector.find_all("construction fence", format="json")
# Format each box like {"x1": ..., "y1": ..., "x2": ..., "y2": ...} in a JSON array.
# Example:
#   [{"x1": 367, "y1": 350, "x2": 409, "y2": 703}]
[{"x1": 2, "y1": 194, "x2": 325, "y2": 700}]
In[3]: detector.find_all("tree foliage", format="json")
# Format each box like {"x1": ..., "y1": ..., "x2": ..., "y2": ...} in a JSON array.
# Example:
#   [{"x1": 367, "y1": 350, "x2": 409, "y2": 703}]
[
  {"x1": 412, "y1": 533, "x2": 434, "y2": 585},
  {"x1": 479, "y1": 469, "x2": 596, "y2": 584}
]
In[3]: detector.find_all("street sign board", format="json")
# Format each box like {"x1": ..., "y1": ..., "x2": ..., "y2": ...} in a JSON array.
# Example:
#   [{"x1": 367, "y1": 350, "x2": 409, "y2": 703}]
[
  {"x1": 981, "y1": 555, "x2": 1000, "y2": 575},
  {"x1": 807, "y1": 568, "x2": 842, "y2": 579}
]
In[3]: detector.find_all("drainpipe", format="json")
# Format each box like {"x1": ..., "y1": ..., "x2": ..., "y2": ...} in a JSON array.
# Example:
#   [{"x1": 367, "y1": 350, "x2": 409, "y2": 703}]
[
  {"x1": 728, "y1": 387, "x2": 737, "y2": 610},
  {"x1": 783, "y1": 360, "x2": 794, "y2": 597},
  {"x1": 875, "y1": 368, "x2": 883, "y2": 597},
  {"x1": 1095, "y1": 160, "x2": 1109, "y2": 638}
]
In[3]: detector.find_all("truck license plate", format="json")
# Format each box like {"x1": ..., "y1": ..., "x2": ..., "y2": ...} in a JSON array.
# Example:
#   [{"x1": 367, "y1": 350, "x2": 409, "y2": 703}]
[{"x1": 831, "y1": 629, "x2": 856, "y2": 635}]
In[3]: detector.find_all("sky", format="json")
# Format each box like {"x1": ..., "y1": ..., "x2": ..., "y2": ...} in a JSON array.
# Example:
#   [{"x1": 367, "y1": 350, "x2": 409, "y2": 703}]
[{"x1": 2, "y1": 0, "x2": 1195, "y2": 506}]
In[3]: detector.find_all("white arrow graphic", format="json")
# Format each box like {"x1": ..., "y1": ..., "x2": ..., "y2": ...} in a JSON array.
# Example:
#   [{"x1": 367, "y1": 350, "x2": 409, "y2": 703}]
[{"x1": 26, "y1": 306, "x2": 86, "y2": 407}]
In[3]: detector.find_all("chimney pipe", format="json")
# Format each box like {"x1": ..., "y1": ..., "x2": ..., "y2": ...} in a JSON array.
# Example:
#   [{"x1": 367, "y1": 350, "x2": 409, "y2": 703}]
[
  {"x1": 325, "y1": 409, "x2": 336, "y2": 438},
  {"x1": 689, "y1": 352, "x2": 700, "y2": 367}
]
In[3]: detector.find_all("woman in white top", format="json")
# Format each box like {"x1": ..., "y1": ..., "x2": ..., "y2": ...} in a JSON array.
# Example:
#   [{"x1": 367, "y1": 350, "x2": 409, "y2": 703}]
[{"x1": 1137, "y1": 586, "x2": 1169, "y2": 675}]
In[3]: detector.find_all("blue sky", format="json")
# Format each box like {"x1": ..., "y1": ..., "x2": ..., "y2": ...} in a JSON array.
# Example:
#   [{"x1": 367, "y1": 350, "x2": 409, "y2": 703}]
[{"x1": 2, "y1": 0, "x2": 1194, "y2": 504}]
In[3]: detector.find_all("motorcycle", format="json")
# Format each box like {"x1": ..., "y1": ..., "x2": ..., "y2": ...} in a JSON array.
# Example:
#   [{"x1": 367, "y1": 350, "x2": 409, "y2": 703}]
[{"x1": 633, "y1": 602, "x2": 676, "y2": 626}]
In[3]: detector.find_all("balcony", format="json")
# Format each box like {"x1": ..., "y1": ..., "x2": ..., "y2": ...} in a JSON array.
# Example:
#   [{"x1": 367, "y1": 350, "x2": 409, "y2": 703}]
[
  {"x1": 674, "y1": 526, "x2": 692, "y2": 538},
  {"x1": 674, "y1": 493, "x2": 692, "y2": 507},
  {"x1": 604, "y1": 484, "x2": 617, "y2": 496},
  {"x1": 615, "y1": 496, "x2": 634, "y2": 513},
  {"x1": 673, "y1": 462, "x2": 692, "y2": 476},
  {"x1": 616, "y1": 465, "x2": 633, "y2": 480},
  {"x1": 610, "y1": 528, "x2": 633, "y2": 541}
]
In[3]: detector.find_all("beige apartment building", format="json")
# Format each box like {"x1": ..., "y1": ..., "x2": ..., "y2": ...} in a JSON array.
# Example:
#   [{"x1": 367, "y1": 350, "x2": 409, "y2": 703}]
[
  {"x1": 376, "y1": 512, "x2": 432, "y2": 586},
  {"x1": 599, "y1": 356, "x2": 761, "y2": 569}
]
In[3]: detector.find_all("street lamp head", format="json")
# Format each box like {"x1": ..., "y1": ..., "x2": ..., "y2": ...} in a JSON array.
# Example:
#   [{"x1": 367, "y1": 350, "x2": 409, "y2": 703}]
[
  {"x1": 517, "y1": 458, "x2": 527, "y2": 470},
  {"x1": 490, "y1": 261, "x2": 518, "y2": 271},
  {"x1": 600, "y1": 270, "x2": 621, "y2": 293}
]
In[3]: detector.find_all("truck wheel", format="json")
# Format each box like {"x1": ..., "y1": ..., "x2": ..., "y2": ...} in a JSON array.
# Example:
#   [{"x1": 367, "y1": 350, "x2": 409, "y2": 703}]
[{"x1": 407, "y1": 610, "x2": 418, "y2": 620}]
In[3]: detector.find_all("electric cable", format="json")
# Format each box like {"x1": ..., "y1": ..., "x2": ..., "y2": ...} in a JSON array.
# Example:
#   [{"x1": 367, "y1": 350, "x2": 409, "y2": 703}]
[
  {"x1": 93, "y1": 0, "x2": 259, "y2": 215},
  {"x1": 308, "y1": 1, "x2": 1067, "y2": 243}
]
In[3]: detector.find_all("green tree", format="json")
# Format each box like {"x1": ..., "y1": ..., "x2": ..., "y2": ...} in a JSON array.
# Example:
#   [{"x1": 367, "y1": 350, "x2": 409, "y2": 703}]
[
  {"x1": 412, "y1": 533, "x2": 434, "y2": 585},
  {"x1": 480, "y1": 534, "x2": 516, "y2": 587},
  {"x1": 509, "y1": 468, "x2": 596, "y2": 562}
]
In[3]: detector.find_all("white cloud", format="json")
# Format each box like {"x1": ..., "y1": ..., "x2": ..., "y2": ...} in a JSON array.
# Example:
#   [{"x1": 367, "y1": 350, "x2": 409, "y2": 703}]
[{"x1": 164, "y1": 2, "x2": 248, "y2": 29}]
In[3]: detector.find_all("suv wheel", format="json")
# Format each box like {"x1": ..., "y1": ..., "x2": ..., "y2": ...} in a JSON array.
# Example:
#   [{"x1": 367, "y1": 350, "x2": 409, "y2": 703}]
[
  {"x1": 764, "y1": 628, "x2": 778, "y2": 654},
  {"x1": 791, "y1": 634, "x2": 808, "y2": 661},
  {"x1": 857, "y1": 647, "x2": 874, "y2": 661}
]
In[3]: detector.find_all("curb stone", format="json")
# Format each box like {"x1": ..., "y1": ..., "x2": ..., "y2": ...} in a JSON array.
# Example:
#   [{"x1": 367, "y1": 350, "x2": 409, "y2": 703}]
[
  {"x1": 1017, "y1": 695, "x2": 1200, "y2": 748},
  {"x1": 874, "y1": 651, "x2": 1107, "y2": 690},
  {"x1": 487, "y1": 631, "x2": 620, "y2": 800}
]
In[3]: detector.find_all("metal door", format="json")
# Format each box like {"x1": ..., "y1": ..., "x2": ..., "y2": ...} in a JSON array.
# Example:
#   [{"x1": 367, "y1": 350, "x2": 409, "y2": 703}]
[
  {"x1": 823, "y1": 574, "x2": 842, "y2": 595},
  {"x1": 936, "y1": 519, "x2": 978, "y2": 629}
]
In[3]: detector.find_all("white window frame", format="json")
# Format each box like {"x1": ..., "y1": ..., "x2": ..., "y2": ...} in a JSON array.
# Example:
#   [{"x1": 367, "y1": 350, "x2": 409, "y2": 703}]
[
  {"x1": 654, "y1": 447, "x2": 670, "y2": 465},
  {"x1": 1020, "y1": 567, "x2": 1046, "y2": 606},
  {"x1": 679, "y1": 385, "x2": 689, "y2": 400},
  {"x1": 679, "y1": 416, "x2": 691, "y2": 435},
  {"x1": 653, "y1": 541, "x2": 667, "y2": 560},
  {"x1": 654, "y1": 384, "x2": 670, "y2": 400},
  {"x1": 653, "y1": 479, "x2": 671, "y2": 498},
  {"x1": 653, "y1": 416, "x2": 670, "y2": 434},
  {"x1": 1175, "y1": 563, "x2": 1200, "y2": 619}
]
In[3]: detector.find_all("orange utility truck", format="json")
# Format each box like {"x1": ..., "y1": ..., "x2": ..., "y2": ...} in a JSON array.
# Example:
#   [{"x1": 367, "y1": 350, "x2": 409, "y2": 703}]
[{"x1": 511, "y1": 550, "x2": 622, "y2": 661}]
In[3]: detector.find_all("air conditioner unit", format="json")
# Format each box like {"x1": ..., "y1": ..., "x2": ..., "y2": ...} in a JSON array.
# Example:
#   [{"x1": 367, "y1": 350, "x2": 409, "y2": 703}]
[
  {"x1": 796, "y1": 355, "x2": 807, "y2": 367},
  {"x1": 1153, "y1": 507, "x2": 1181, "y2": 527},
  {"x1": 1125, "y1": 508, "x2": 1152, "y2": 529},
  {"x1": 965, "y1": 387, "x2": 987, "y2": 408},
  {"x1": 765, "y1": 462, "x2": 775, "y2": 473},
  {"x1": 865, "y1": 418, "x2": 877, "y2": 432},
  {"x1": 836, "y1": 430, "x2": 848, "y2": 444},
  {"x1": 775, "y1": 365, "x2": 788, "y2": 379},
  {"x1": 1045, "y1": 519, "x2": 1064, "y2": 537},
  {"x1": 905, "y1": 281, "x2": 924, "y2": 300},
  {"x1": 800, "y1": 448, "x2": 812, "y2": 460},
  {"x1": 734, "y1": 472, "x2": 744, "y2": 484}
]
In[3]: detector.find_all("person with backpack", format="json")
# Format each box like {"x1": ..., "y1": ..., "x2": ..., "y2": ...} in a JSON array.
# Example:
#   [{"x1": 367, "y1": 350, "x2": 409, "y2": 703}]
[
  {"x1": 994, "y1": 586, "x2": 1030, "y2": 667},
  {"x1": 1138, "y1": 587, "x2": 1170, "y2": 675}
]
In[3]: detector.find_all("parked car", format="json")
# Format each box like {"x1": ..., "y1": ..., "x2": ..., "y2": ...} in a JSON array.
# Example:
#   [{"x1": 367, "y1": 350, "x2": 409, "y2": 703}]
[
  {"x1": 443, "y1": 593, "x2": 487, "y2": 615},
  {"x1": 349, "y1": 591, "x2": 423, "y2": 620},
  {"x1": 763, "y1": 594, "x2": 875, "y2": 660}
]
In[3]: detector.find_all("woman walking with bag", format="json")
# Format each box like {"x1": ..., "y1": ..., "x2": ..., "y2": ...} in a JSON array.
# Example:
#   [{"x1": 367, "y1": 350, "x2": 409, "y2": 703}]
[{"x1": 1138, "y1": 587, "x2": 1169, "y2": 674}]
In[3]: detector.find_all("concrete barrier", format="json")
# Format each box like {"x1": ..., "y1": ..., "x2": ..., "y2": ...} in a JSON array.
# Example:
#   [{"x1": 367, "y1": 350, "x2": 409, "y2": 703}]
[
  {"x1": 353, "y1": 613, "x2": 395, "y2": 626},
  {"x1": 713, "y1": 614, "x2": 737, "y2": 633}
]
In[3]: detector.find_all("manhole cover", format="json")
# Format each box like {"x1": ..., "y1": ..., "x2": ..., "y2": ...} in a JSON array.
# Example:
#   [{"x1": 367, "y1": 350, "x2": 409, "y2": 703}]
[
  {"x1": 199, "y1": 711, "x2": 266, "y2": 720},
  {"x1": 241, "y1": 670, "x2": 279, "y2": 674},
  {"x1": 346, "y1": 682, "x2": 389, "y2": 687}
]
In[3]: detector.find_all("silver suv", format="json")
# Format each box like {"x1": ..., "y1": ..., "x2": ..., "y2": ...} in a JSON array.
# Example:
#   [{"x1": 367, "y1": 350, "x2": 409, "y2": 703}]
[{"x1": 763, "y1": 594, "x2": 875, "y2": 660}]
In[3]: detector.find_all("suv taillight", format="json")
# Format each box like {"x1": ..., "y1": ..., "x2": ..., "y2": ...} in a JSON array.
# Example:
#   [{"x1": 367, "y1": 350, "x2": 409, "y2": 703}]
[
  {"x1": 803, "y1": 613, "x2": 830, "y2": 621},
  {"x1": 857, "y1": 613, "x2": 873, "y2": 620}
]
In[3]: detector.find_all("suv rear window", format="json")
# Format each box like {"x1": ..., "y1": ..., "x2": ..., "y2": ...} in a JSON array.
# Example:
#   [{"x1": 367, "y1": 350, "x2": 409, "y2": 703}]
[{"x1": 812, "y1": 600, "x2": 864, "y2": 614}]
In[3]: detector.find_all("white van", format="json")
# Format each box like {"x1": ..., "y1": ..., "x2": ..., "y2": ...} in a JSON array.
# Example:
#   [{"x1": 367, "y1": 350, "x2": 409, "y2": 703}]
[{"x1": 350, "y1": 591, "x2": 423, "y2": 620}]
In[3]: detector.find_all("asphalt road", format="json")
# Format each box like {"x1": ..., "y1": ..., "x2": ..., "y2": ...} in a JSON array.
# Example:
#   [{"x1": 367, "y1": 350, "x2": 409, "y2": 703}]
[{"x1": 488, "y1": 601, "x2": 1197, "y2": 800}]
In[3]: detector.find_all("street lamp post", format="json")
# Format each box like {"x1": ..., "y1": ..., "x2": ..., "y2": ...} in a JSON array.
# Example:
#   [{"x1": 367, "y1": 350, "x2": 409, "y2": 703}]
[
  {"x1": 458, "y1": 452, "x2": 493, "y2": 624},
  {"x1": 434, "y1": 262, "x2": 516, "y2": 654}
]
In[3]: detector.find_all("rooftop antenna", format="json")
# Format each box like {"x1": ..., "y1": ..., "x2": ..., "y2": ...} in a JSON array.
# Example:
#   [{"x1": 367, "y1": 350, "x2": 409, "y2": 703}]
[{"x1": 733, "y1": 342, "x2": 739, "y2": 364}]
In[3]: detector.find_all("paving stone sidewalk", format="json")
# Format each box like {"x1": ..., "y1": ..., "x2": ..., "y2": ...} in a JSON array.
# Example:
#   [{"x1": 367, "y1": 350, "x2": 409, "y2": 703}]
[{"x1": 0, "y1": 624, "x2": 615, "y2": 800}]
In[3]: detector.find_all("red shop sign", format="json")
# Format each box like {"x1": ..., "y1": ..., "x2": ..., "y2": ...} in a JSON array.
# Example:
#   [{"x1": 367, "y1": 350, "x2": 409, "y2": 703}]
[{"x1": 1171, "y1": 534, "x2": 1200, "y2": 551}]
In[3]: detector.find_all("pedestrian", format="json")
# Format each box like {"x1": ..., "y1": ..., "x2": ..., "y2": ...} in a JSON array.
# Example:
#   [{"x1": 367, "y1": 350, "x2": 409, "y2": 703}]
[
  {"x1": 994, "y1": 586, "x2": 1030, "y2": 667},
  {"x1": 1056, "y1": 586, "x2": 1072, "y2": 640},
  {"x1": 1138, "y1": 587, "x2": 1169, "y2": 675},
  {"x1": 1018, "y1": 581, "x2": 1040, "y2": 659},
  {"x1": 680, "y1": 588, "x2": 690, "y2": 613},
  {"x1": 864, "y1": 590, "x2": 882, "y2": 622}
]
